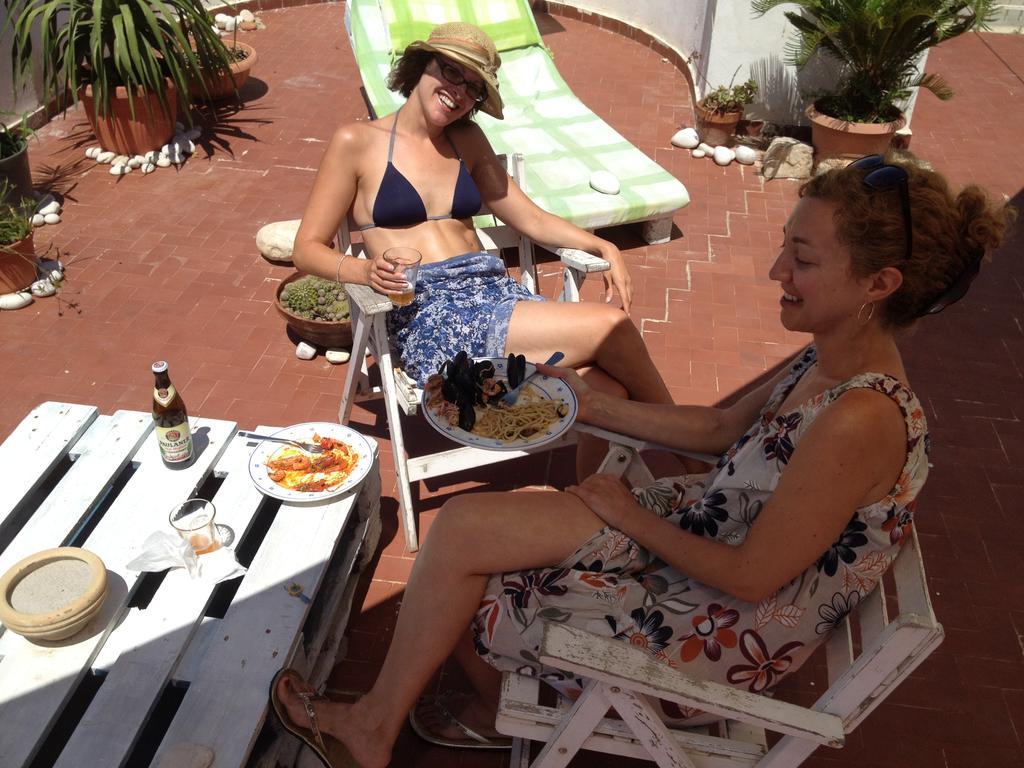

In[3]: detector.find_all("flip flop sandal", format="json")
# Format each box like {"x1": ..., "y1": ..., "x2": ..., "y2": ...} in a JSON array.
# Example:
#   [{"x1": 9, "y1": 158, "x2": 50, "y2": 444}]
[
  {"x1": 269, "y1": 668, "x2": 334, "y2": 767},
  {"x1": 408, "y1": 692, "x2": 513, "y2": 750}
]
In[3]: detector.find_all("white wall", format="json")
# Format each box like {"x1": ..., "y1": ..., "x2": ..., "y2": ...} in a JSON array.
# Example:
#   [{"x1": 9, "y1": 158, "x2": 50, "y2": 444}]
[{"x1": 557, "y1": 0, "x2": 928, "y2": 126}]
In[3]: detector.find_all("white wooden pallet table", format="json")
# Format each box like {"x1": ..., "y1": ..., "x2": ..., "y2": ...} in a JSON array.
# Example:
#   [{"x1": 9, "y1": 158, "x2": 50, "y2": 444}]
[{"x1": 0, "y1": 402, "x2": 381, "y2": 768}]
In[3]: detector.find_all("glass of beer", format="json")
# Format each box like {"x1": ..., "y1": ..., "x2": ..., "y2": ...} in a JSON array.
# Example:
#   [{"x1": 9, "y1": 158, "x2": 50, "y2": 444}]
[
  {"x1": 383, "y1": 247, "x2": 422, "y2": 307},
  {"x1": 169, "y1": 498, "x2": 220, "y2": 555}
]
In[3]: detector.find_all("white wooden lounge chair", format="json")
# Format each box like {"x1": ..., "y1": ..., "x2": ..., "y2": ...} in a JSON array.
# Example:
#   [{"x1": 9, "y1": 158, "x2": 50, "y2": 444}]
[
  {"x1": 338, "y1": 153, "x2": 610, "y2": 552},
  {"x1": 497, "y1": 427, "x2": 945, "y2": 768}
]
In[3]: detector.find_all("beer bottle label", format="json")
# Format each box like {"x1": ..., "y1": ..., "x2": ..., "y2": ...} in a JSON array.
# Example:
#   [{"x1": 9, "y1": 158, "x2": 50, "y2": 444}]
[
  {"x1": 154, "y1": 385, "x2": 177, "y2": 408},
  {"x1": 157, "y1": 421, "x2": 193, "y2": 463}
]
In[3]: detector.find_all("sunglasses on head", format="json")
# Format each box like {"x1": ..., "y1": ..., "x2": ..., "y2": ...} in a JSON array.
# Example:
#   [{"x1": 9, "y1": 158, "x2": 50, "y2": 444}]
[
  {"x1": 433, "y1": 56, "x2": 488, "y2": 104},
  {"x1": 850, "y1": 154, "x2": 982, "y2": 316},
  {"x1": 850, "y1": 154, "x2": 913, "y2": 263}
]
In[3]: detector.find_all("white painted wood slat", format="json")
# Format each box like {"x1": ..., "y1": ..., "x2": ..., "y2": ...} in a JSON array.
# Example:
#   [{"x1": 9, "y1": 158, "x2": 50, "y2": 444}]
[
  {"x1": 0, "y1": 402, "x2": 97, "y2": 532},
  {"x1": 0, "y1": 414, "x2": 236, "y2": 768},
  {"x1": 150, "y1": 479, "x2": 366, "y2": 766},
  {"x1": 53, "y1": 431, "x2": 266, "y2": 768},
  {"x1": 0, "y1": 410, "x2": 152, "y2": 582}
]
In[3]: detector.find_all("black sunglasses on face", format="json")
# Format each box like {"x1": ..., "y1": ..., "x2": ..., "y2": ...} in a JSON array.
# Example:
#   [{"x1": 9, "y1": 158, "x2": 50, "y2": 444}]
[
  {"x1": 433, "y1": 56, "x2": 488, "y2": 104},
  {"x1": 850, "y1": 154, "x2": 913, "y2": 263}
]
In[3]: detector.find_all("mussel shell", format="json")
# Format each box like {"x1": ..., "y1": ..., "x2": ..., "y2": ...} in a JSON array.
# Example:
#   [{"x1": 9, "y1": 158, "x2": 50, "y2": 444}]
[
  {"x1": 458, "y1": 400, "x2": 477, "y2": 431},
  {"x1": 472, "y1": 359, "x2": 495, "y2": 382}
]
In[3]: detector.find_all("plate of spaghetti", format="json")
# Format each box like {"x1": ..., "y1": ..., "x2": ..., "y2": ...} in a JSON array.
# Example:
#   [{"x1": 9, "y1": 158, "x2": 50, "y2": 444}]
[
  {"x1": 422, "y1": 353, "x2": 577, "y2": 451},
  {"x1": 246, "y1": 422, "x2": 375, "y2": 502}
]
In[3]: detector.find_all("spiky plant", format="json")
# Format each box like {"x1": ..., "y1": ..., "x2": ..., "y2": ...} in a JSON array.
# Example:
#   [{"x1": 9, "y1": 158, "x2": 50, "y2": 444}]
[
  {"x1": 751, "y1": 0, "x2": 997, "y2": 123},
  {"x1": 5, "y1": 0, "x2": 233, "y2": 123}
]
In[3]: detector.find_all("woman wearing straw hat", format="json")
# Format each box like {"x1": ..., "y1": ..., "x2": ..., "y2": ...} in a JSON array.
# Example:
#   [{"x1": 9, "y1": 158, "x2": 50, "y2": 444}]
[{"x1": 291, "y1": 22, "x2": 674, "y2": 441}]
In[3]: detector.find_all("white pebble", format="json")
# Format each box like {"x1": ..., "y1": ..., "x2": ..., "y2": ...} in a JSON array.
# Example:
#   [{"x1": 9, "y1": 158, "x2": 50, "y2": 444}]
[
  {"x1": 49, "y1": 268, "x2": 65, "y2": 285},
  {"x1": 109, "y1": 163, "x2": 131, "y2": 175},
  {"x1": 734, "y1": 145, "x2": 757, "y2": 165},
  {"x1": 113, "y1": 154, "x2": 130, "y2": 165},
  {"x1": 30, "y1": 278, "x2": 57, "y2": 297},
  {"x1": 141, "y1": 163, "x2": 156, "y2": 174},
  {"x1": 38, "y1": 199, "x2": 61, "y2": 216},
  {"x1": 85, "y1": 147, "x2": 100, "y2": 159},
  {"x1": 214, "y1": 12, "x2": 230, "y2": 23},
  {"x1": 691, "y1": 149, "x2": 706, "y2": 158},
  {"x1": 238, "y1": 9, "x2": 255, "y2": 22},
  {"x1": 697, "y1": 142, "x2": 715, "y2": 155},
  {"x1": 223, "y1": 16, "x2": 236, "y2": 31},
  {"x1": 670, "y1": 127, "x2": 700, "y2": 149},
  {"x1": 43, "y1": 212, "x2": 61, "y2": 224},
  {"x1": 96, "y1": 150, "x2": 116, "y2": 163},
  {"x1": 713, "y1": 146, "x2": 736, "y2": 166},
  {"x1": 157, "y1": 156, "x2": 172, "y2": 168},
  {"x1": 144, "y1": 151, "x2": 160, "y2": 163},
  {"x1": 32, "y1": 214, "x2": 45, "y2": 227},
  {"x1": 295, "y1": 341, "x2": 317, "y2": 360},
  {"x1": 589, "y1": 170, "x2": 620, "y2": 195},
  {"x1": 0, "y1": 291, "x2": 33, "y2": 310},
  {"x1": 128, "y1": 155, "x2": 145, "y2": 168},
  {"x1": 326, "y1": 349, "x2": 351, "y2": 364}
]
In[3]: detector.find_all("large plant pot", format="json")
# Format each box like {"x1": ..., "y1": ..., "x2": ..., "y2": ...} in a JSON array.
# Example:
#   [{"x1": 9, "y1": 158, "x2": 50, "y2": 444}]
[
  {"x1": 0, "y1": 142, "x2": 33, "y2": 204},
  {"x1": 275, "y1": 273, "x2": 353, "y2": 348},
  {"x1": 806, "y1": 104, "x2": 905, "y2": 161},
  {"x1": 695, "y1": 101, "x2": 743, "y2": 147},
  {"x1": 188, "y1": 42, "x2": 257, "y2": 102},
  {"x1": 0, "y1": 231, "x2": 37, "y2": 293},
  {"x1": 79, "y1": 82, "x2": 177, "y2": 157}
]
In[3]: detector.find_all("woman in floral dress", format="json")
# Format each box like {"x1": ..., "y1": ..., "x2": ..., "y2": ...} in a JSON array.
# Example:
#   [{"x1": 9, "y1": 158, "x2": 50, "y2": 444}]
[{"x1": 271, "y1": 156, "x2": 1012, "y2": 768}]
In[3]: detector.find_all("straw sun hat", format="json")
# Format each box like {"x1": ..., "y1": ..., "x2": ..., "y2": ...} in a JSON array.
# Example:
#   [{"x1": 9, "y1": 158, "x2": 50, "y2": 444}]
[{"x1": 404, "y1": 22, "x2": 504, "y2": 119}]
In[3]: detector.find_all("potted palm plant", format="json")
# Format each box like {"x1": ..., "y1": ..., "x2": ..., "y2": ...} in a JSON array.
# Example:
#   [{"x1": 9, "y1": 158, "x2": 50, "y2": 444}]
[
  {"x1": 0, "y1": 116, "x2": 34, "y2": 204},
  {"x1": 694, "y1": 77, "x2": 759, "y2": 147},
  {"x1": 752, "y1": 0, "x2": 997, "y2": 159},
  {"x1": 6, "y1": 0, "x2": 234, "y2": 156}
]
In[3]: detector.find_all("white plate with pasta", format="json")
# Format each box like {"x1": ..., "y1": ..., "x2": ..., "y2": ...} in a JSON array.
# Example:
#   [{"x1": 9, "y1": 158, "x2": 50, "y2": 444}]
[{"x1": 421, "y1": 356, "x2": 578, "y2": 451}]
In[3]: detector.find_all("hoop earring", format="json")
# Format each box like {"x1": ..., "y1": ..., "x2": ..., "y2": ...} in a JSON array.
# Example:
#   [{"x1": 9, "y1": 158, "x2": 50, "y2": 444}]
[{"x1": 857, "y1": 302, "x2": 875, "y2": 325}]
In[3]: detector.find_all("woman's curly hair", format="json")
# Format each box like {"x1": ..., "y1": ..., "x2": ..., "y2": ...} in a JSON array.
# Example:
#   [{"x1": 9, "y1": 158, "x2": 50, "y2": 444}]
[
  {"x1": 387, "y1": 49, "x2": 483, "y2": 121},
  {"x1": 800, "y1": 154, "x2": 1015, "y2": 327}
]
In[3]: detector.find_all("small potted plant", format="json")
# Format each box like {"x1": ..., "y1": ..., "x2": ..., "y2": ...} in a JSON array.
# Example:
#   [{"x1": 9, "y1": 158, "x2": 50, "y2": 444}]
[
  {"x1": 275, "y1": 273, "x2": 353, "y2": 347},
  {"x1": 752, "y1": 0, "x2": 997, "y2": 158},
  {"x1": 0, "y1": 115, "x2": 34, "y2": 204},
  {"x1": 189, "y1": 24, "x2": 258, "y2": 103},
  {"x1": 6, "y1": 0, "x2": 234, "y2": 156},
  {"x1": 694, "y1": 74, "x2": 759, "y2": 147},
  {"x1": 0, "y1": 180, "x2": 38, "y2": 297}
]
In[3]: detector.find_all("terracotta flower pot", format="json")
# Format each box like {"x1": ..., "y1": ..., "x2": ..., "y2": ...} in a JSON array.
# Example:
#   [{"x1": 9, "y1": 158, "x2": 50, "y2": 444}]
[
  {"x1": 188, "y1": 42, "x2": 257, "y2": 102},
  {"x1": 79, "y1": 81, "x2": 178, "y2": 157},
  {"x1": 806, "y1": 104, "x2": 906, "y2": 161},
  {"x1": 695, "y1": 100, "x2": 743, "y2": 147},
  {"x1": 275, "y1": 273, "x2": 353, "y2": 348},
  {"x1": 0, "y1": 230, "x2": 37, "y2": 293}
]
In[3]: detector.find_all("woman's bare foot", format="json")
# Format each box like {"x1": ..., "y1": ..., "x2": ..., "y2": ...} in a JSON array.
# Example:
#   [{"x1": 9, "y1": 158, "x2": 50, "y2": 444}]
[{"x1": 275, "y1": 675, "x2": 393, "y2": 768}]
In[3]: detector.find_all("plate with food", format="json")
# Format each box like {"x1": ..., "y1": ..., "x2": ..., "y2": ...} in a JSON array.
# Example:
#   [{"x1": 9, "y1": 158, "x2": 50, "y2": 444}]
[
  {"x1": 246, "y1": 423, "x2": 375, "y2": 503},
  {"x1": 421, "y1": 352, "x2": 577, "y2": 451}
]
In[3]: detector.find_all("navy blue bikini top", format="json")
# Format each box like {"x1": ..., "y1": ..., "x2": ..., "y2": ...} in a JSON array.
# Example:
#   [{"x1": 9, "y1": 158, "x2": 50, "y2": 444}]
[{"x1": 357, "y1": 107, "x2": 482, "y2": 231}]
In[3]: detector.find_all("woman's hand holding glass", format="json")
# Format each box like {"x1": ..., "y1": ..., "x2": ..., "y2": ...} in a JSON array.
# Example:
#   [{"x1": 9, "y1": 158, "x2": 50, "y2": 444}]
[{"x1": 367, "y1": 251, "x2": 415, "y2": 299}]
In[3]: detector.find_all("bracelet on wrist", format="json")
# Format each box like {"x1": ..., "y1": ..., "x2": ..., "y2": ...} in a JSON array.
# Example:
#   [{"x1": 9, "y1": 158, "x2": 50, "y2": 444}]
[{"x1": 335, "y1": 252, "x2": 348, "y2": 283}]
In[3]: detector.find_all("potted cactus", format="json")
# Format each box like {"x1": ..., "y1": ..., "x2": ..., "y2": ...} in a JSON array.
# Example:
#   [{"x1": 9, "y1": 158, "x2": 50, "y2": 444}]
[
  {"x1": 752, "y1": 0, "x2": 997, "y2": 158},
  {"x1": 275, "y1": 273, "x2": 353, "y2": 347}
]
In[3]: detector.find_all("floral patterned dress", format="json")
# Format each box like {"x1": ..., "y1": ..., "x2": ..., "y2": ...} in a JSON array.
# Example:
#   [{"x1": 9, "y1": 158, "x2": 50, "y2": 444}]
[{"x1": 473, "y1": 346, "x2": 929, "y2": 723}]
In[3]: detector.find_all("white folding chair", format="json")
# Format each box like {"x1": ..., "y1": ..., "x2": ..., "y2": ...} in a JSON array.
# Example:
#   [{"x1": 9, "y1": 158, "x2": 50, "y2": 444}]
[
  {"x1": 338, "y1": 153, "x2": 611, "y2": 551},
  {"x1": 497, "y1": 428, "x2": 945, "y2": 768}
]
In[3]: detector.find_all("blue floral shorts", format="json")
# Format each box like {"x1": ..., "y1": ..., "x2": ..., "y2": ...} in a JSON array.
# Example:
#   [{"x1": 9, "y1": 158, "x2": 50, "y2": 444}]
[{"x1": 386, "y1": 251, "x2": 544, "y2": 385}]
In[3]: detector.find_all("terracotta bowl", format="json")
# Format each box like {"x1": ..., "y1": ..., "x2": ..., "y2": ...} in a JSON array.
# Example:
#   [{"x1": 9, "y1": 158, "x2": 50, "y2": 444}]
[
  {"x1": 275, "y1": 272, "x2": 353, "y2": 348},
  {"x1": 0, "y1": 547, "x2": 108, "y2": 642}
]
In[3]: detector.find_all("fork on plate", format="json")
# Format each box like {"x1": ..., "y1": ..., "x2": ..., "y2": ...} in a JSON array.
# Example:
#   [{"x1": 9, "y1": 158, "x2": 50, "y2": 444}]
[{"x1": 236, "y1": 431, "x2": 325, "y2": 453}]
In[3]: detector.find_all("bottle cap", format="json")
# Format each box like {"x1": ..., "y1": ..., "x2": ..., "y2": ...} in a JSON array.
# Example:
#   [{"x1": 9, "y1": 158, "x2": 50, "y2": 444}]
[{"x1": 151, "y1": 361, "x2": 168, "y2": 373}]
